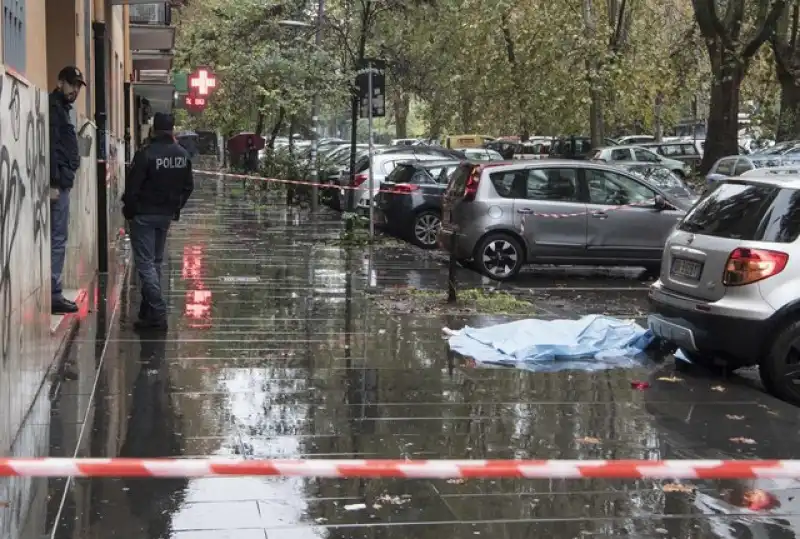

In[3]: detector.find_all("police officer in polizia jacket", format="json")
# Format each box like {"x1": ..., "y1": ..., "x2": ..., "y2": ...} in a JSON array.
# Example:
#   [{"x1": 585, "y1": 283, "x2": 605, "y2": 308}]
[{"x1": 123, "y1": 112, "x2": 194, "y2": 330}]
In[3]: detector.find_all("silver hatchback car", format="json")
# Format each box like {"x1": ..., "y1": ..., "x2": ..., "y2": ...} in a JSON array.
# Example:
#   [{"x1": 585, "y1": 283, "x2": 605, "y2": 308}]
[
  {"x1": 438, "y1": 160, "x2": 695, "y2": 280},
  {"x1": 648, "y1": 175, "x2": 800, "y2": 404}
]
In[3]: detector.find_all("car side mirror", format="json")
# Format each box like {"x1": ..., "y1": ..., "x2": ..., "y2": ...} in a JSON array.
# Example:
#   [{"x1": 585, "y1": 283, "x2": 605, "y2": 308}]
[{"x1": 654, "y1": 194, "x2": 667, "y2": 210}]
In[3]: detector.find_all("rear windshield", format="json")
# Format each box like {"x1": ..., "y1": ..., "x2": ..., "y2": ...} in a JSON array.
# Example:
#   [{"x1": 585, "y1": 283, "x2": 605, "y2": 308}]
[
  {"x1": 384, "y1": 165, "x2": 416, "y2": 184},
  {"x1": 678, "y1": 182, "x2": 800, "y2": 242}
]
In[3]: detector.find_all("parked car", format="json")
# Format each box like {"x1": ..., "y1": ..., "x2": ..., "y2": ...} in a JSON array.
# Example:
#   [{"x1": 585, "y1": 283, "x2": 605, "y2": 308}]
[
  {"x1": 647, "y1": 174, "x2": 800, "y2": 403},
  {"x1": 549, "y1": 136, "x2": 618, "y2": 159},
  {"x1": 741, "y1": 165, "x2": 800, "y2": 177},
  {"x1": 705, "y1": 154, "x2": 798, "y2": 186},
  {"x1": 590, "y1": 145, "x2": 690, "y2": 178},
  {"x1": 344, "y1": 152, "x2": 447, "y2": 213},
  {"x1": 614, "y1": 164, "x2": 697, "y2": 201},
  {"x1": 638, "y1": 140, "x2": 703, "y2": 170},
  {"x1": 374, "y1": 160, "x2": 461, "y2": 248},
  {"x1": 441, "y1": 134, "x2": 496, "y2": 149},
  {"x1": 391, "y1": 138, "x2": 422, "y2": 146},
  {"x1": 459, "y1": 148, "x2": 504, "y2": 161},
  {"x1": 615, "y1": 135, "x2": 656, "y2": 145},
  {"x1": 438, "y1": 160, "x2": 693, "y2": 280}
]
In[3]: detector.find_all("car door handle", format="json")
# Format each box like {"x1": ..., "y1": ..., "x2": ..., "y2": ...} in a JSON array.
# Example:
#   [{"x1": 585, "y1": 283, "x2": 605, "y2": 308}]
[
  {"x1": 592, "y1": 211, "x2": 608, "y2": 219},
  {"x1": 517, "y1": 208, "x2": 534, "y2": 214}
]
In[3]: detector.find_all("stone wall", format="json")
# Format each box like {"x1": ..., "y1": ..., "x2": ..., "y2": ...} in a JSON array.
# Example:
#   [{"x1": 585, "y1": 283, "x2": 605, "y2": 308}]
[
  {"x1": 0, "y1": 66, "x2": 52, "y2": 537},
  {"x1": 62, "y1": 119, "x2": 97, "y2": 289}
]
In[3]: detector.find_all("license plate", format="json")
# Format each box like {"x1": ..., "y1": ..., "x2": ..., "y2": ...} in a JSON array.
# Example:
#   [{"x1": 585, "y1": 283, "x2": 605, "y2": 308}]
[{"x1": 670, "y1": 258, "x2": 702, "y2": 280}]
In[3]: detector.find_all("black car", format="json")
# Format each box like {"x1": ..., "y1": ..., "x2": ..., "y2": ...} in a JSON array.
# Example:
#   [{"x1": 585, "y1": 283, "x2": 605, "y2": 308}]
[{"x1": 374, "y1": 160, "x2": 461, "y2": 248}]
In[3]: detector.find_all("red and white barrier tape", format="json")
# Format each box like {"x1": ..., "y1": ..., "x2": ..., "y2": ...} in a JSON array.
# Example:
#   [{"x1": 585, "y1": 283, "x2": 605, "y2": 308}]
[
  {"x1": 198, "y1": 169, "x2": 658, "y2": 221},
  {"x1": 0, "y1": 458, "x2": 798, "y2": 479}
]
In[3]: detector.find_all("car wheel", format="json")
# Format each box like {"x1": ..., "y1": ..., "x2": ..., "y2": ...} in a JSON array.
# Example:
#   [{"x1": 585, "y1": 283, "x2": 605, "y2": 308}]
[
  {"x1": 759, "y1": 320, "x2": 800, "y2": 404},
  {"x1": 475, "y1": 233, "x2": 524, "y2": 280},
  {"x1": 411, "y1": 210, "x2": 441, "y2": 249}
]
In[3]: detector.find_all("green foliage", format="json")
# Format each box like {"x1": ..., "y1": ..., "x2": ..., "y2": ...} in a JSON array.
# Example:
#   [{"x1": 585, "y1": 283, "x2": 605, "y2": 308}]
[
  {"x1": 172, "y1": 0, "x2": 785, "y2": 142},
  {"x1": 174, "y1": 0, "x2": 348, "y2": 136}
]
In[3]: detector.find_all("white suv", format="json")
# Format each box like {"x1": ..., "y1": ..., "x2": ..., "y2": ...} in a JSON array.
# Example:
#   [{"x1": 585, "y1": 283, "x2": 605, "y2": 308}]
[{"x1": 648, "y1": 174, "x2": 800, "y2": 403}]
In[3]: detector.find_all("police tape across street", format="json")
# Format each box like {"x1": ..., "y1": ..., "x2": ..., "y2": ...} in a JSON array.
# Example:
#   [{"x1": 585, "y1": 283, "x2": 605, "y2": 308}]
[
  {"x1": 2, "y1": 458, "x2": 800, "y2": 479},
  {"x1": 195, "y1": 169, "x2": 657, "y2": 220}
]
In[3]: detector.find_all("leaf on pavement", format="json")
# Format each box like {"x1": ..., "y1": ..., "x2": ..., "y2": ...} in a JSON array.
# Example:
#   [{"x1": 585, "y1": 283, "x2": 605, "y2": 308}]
[
  {"x1": 711, "y1": 385, "x2": 726, "y2": 392},
  {"x1": 729, "y1": 437, "x2": 757, "y2": 445},
  {"x1": 662, "y1": 483, "x2": 695, "y2": 493},
  {"x1": 576, "y1": 436, "x2": 601, "y2": 445}
]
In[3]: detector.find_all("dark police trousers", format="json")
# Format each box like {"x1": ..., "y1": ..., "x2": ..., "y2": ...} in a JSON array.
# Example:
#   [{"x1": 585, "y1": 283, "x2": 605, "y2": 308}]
[{"x1": 130, "y1": 214, "x2": 172, "y2": 320}]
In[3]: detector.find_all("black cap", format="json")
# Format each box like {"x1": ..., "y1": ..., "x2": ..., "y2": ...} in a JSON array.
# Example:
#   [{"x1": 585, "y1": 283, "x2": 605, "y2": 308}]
[
  {"x1": 153, "y1": 112, "x2": 174, "y2": 132},
  {"x1": 57, "y1": 66, "x2": 86, "y2": 87}
]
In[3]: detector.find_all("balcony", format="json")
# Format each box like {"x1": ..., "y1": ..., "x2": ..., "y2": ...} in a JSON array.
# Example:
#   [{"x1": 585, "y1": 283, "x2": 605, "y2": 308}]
[{"x1": 129, "y1": 2, "x2": 171, "y2": 25}]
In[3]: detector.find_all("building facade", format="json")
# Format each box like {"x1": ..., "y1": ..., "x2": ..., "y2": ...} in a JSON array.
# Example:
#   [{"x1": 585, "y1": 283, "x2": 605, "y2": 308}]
[{"x1": 0, "y1": 0, "x2": 176, "y2": 537}]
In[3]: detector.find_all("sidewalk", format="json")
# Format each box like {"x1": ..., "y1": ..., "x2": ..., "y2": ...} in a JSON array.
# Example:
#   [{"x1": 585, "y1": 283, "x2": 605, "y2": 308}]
[{"x1": 29, "y1": 173, "x2": 800, "y2": 538}]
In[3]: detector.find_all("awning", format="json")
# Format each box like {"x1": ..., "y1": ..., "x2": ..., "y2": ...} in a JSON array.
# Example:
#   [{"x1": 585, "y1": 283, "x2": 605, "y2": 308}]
[
  {"x1": 132, "y1": 51, "x2": 173, "y2": 71},
  {"x1": 132, "y1": 82, "x2": 175, "y2": 113},
  {"x1": 130, "y1": 25, "x2": 175, "y2": 51}
]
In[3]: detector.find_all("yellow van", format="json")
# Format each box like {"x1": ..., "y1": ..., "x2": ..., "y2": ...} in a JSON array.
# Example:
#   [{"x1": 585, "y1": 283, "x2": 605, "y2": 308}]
[{"x1": 441, "y1": 134, "x2": 495, "y2": 149}]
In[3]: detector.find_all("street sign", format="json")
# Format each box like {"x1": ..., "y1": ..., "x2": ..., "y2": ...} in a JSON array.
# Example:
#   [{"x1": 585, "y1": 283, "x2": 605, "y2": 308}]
[{"x1": 357, "y1": 59, "x2": 386, "y2": 118}]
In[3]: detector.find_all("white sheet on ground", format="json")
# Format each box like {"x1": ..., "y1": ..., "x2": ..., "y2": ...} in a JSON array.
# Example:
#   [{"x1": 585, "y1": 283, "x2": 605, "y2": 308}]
[{"x1": 447, "y1": 314, "x2": 654, "y2": 372}]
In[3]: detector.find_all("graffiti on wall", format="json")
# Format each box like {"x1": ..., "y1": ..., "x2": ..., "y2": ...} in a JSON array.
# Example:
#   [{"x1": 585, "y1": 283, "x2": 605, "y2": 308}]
[
  {"x1": 0, "y1": 67, "x2": 50, "y2": 539},
  {"x1": 0, "y1": 71, "x2": 48, "y2": 366}
]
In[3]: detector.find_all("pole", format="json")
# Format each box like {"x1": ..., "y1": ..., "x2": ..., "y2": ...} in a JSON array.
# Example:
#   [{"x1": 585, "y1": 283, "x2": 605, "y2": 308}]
[
  {"x1": 310, "y1": 0, "x2": 324, "y2": 212},
  {"x1": 93, "y1": 21, "x2": 109, "y2": 274},
  {"x1": 367, "y1": 61, "x2": 374, "y2": 240},
  {"x1": 447, "y1": 233, "x2": 457, "y2": 303}
]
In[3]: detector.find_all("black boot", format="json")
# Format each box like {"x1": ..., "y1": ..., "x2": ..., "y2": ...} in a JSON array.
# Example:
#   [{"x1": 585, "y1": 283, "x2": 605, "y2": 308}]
[{"x1": 52, "y1": 298, "x2": 78, "y2": 314}]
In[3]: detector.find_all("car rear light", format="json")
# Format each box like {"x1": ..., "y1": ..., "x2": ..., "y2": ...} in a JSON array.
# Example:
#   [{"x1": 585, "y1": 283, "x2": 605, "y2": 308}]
[
  {"x1": 464, "y1": 168, "x2": 481, "y2": 201},
  {"x1": 392, "y1": 183, "x2": 418, "y2": 193},
  {"x1": 352, "y1": 173, "x2": 368, "y2": 187},
  {"x1": 723, "y1": 248, "x2": 789, "y2": 286}
]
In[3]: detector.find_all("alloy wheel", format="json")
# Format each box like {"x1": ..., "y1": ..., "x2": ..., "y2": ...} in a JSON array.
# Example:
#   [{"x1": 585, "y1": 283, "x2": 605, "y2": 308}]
[
  {"x1": 414, "y1": 213, "x2": 441, "y2": 246},
  {"x1": 482, "y1": 239, "x2": 518, "y2": 278}
]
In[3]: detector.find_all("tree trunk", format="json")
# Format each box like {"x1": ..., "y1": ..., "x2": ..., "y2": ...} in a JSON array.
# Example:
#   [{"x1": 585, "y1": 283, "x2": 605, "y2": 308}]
[
  {"x1": 267, "y1": 107, "x2": 285, "y2": 149},
  {"x1": 700, "y1": 59, "x2": 744, "y2": 173},
  {"x1": 253, "y1": 95, "x2": 268, "y2": 137},
  {"x1": 288, "y1": 116, "x2": 296, "y2": 155},
  {"x1": 654, "y1": 92, "x2": 664, "y2": 142},
  {"x1": 777, "y1": 73, "x2": 800, "y2": 141},
  {"x1": 393, "y1": 93, "x2": 410, "y2": 138},
  {"x1": 587, "y1": 62, "x2": 605, "y2": 146}
]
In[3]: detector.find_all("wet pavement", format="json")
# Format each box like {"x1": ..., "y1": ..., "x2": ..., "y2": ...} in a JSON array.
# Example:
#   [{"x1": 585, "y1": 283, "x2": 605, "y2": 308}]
[{"x1": 37, "y1": 174, "x2": 800, "y2": 538}]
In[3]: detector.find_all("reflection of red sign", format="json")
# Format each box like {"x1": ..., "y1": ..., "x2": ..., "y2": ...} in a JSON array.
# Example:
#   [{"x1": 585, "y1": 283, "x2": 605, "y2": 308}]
[{"x1": 182, "y1": 245, "x2": 212, "y2": 328}]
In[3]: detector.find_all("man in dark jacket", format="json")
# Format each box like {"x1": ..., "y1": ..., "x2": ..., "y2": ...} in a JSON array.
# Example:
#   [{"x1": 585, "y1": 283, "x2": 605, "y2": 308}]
[
  {"x1": 123, "y1": 113, "x2": 194, "y2": 330},
  {"x1": 50, "y1": 66, "x2": 85, "y2": 314}
]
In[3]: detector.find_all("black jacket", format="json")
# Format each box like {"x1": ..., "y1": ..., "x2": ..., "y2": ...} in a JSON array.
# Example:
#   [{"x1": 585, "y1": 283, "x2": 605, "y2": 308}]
[
  {"x1": 49, "y1": 90, "x2": 80, "y2": 189},
  {"x1": 122, "y1": 134, "x2": 194, "y2": 219}
]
